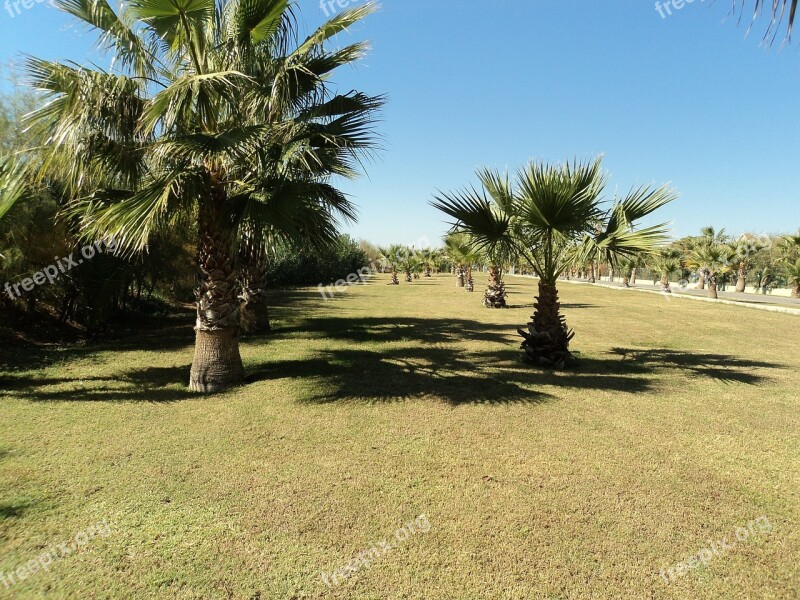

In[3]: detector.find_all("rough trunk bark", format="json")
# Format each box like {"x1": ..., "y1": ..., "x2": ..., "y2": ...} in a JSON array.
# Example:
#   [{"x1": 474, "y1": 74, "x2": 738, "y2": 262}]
[
  {"x1": 792, "y1": 285, "x2": 800, "y2": 299},
  {"x1": 456, "y1": 266, "x2": 465, "y2": 288},
  {"x1": 240, "y1": 263, "x2": 271, "y2": 335},
  {"x1": 390, "y1": 268, "x2": 399, "y2": 285},
  {"x1": 630, "y1": 268, "x2": 637, "y2": 285},
  {"x1": 706, "y1": 274, "x2": 719, "y2": 299},
  {"x1": 404, "y1": 268, "x2": 412, "y2": 283},
  {"x1": 696, "y1": 274, "x2": 706, "y2": 290},
  {"x1": 518, "y1": 281, "x2": 574, "y2": 368},
  {"x1": 465, "y1": 265, "x2": 474, "y2": 292},
  {"x1": 483, "y1": 264, "x2": 507, "y2": 308},
  {"x1": 189, "y1": 178, "x2": 245, "y2": 393},
  {"x1": 735, "y1": 266, "x2": 747, "y2": 293}
]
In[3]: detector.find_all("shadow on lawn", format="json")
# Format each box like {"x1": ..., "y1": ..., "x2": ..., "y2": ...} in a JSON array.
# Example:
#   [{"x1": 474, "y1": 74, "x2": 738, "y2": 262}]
[{"x1": 1, "y1": 311, "x2": 786, "y2": 404}]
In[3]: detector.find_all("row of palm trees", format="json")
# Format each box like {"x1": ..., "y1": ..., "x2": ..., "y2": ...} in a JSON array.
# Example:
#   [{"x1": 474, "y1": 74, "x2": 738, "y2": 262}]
[{"x1": 642, "y1": 228, "x2": 800, "y2": 299}]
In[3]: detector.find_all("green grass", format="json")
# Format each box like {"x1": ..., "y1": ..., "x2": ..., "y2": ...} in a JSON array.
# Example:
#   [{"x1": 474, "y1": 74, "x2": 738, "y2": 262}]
[{"x1": 1, "y1": 274, "x2": 798, "y2": 599}]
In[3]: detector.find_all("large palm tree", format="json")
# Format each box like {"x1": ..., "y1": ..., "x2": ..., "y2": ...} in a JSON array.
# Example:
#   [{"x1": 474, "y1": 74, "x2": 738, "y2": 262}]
[
  {"x1": 433, "y1": 157, "x2": 675, "y2": 367},
  {"x1": 24, "y1": 0, "x2": 382, "y2": 392}
]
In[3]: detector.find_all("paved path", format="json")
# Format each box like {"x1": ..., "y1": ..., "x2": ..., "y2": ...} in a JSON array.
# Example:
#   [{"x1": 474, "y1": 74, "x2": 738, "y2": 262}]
[
  {"x1": 508, "y1": 274, "x2": 800, "y2": 316},
  {"x1": 608, "y1": 281, "x2": 800, "y2": 308}
]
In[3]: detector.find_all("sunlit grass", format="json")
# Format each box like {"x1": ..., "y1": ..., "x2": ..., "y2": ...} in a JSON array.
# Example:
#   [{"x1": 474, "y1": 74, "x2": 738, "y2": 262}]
[{"x1": 1, "y1": 274, "x2": 798, "y2": 598}]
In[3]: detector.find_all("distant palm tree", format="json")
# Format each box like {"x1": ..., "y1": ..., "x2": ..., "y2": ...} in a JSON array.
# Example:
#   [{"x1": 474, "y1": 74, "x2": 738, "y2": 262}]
[
  {"x1": 781, "y1": 232, "x2": 800, "y2": 298},
  {"x1": 685, "y1": 243, "x2": 734, "y2": 299},
  {"x1": 380, "y1": 245, "x2": 404, "y2": 285},
  {"x1": 728, "y1": 235, "x2": 766, "y2": 293},
  {"x1": 25, "y1": 0, "x2": 383, "y2": 392},
  {"x1": 649, "y1": 248, "x2": 683, "y2": 291},
  {"x1": 443, "y1": 232, "x2": 477, "y2": 289},
  {"x1": 433, "y1": 157, "x2": 675, "y2": 367}
]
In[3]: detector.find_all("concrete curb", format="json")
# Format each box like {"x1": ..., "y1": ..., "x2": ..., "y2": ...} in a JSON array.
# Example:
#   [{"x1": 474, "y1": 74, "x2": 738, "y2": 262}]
[{"x1": 507, "y1": 275, "x2": 800, "y2": 317}]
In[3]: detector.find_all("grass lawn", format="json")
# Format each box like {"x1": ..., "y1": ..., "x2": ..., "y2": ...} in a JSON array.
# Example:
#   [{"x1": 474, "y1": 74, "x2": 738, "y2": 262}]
[{"x1": 1, "y1": 274, "x2": 798, "y2": 599}]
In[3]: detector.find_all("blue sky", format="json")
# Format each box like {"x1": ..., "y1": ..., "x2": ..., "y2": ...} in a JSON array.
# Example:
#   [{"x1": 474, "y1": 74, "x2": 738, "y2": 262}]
[{"x1": 1, "y1": 0, "x2": 799, "y2": 246}]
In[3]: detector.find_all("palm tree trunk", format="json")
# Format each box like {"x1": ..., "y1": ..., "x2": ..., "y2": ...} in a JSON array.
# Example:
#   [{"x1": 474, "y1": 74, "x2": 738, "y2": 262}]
[
  {"x1": 792, "y1": 284, "x2": 800, "y2": 299},
  {"x1": 390, "y1": 267, "x2": 399, "y2": 285},
  {"x1": 404, "y1": 268, "x2": 412, "y2": 283},
  {"x1": 630, "y1": 267, "x2": 637, "y2": 285},
  {"x1": 518, "y1": 281, "x2": 574, "y2": 368},
  {"x1": 696, "y1": 274, "x2": 706, "y2": 290},
  {"x1": 456, "y1": 266, "x2": 465, "y2": 287},
  {"x1": 707, "y1": 274, "x2": 718, "y2": 299},
  {"x1": 240, "y1": 259, "x2": 271, "y2": 335},
  {"x1": 483, "y1": 264, "x2": 507, "y2": 308},
  {"x1": 189, "y1": 182, "x2": 244, "y2": 393},
  {"x1": 735, "y1": 266, "x2": 747, "y2": 293},
  {"x1": 465, "y1": 265, "x2": 474, "y2": 292}
]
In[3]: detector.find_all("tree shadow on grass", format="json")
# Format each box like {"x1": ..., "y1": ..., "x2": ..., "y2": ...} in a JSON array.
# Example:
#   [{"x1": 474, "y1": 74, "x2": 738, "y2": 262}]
[
  {"x1": 248, "y1": 346, "x2": 554, "y2": 406},
  {"x1": 276, "y1": 317, "x2": 521, "y2": 345},
  {"x1": 1, "y1": 364, "x2": 196, "y2": 403},
  {"x1": 1, "y1": 312, "x2": 785, "y2": 404}
]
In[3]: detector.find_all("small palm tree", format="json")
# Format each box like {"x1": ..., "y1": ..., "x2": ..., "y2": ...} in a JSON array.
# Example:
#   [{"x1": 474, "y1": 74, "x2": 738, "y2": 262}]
[
  {"x1": 649, "y1": 248, "x2": 683, "y2": 291},
  {"x1": 443, "y1": 232, "x2": 477, "y2": 289},
  {"x1": 433, "y1": 157, "x2": 675, "y2": 367},
  {"x1": 685, "y1": 243, "x2": 734, "y2": 299},
  {"x1": 25, "y1": 0, "x2": 383, "y2": 392},
  {"x1": 780, "y1": 232, "x2": 800, "y2": 298},
  {"x1": 379, "y1": 245, "x2": 403, "y2": 285},
  {"x1": 729, "y1": 235, "x2": 766, "y2": 293}
]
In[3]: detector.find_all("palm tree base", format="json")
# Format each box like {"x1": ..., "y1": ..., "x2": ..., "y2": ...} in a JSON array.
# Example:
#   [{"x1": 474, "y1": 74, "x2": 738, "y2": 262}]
[
  {"x1": 482, "y1": 283, "x2": 507, "y2": 308},
  {"x1": 518, "y1": 324, "x2": 575, "y2": 368},
  {"x1": 518, "y1": 282, "x2": 575, "y2": 368},
  {"x1": 189, "y1": 329, "x2": 245, "y2": 393},
  {"x1": 240, "y1": 300, "x2": 271, "y2": 335}
]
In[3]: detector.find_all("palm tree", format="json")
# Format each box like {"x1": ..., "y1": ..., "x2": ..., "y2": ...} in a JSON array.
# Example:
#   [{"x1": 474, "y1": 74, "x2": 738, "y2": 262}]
[
  {"x1": 649, "y1": 248, "x2": 683, "y2": 291},
  {"x1": 433, "y1": 157, "x2": 675, "y2": 367},
  {"x1": 25, "y1": 0, "x2": 383, "y2": 392},
  {"x1": 443, "y1": 232, "x2": 476, "y2": 289},
  {"x1": 688, "y1": 227, "x2": 727, "y2": 289},
  {"x1": 379, "y1": 245, "x2": 403, "y2": 285},
  {"x1": 418, "y1": 248, "x2": 435, "y2": 277},
  {"x1": 685, "y1": 243, "x2": 734, "y2": 299},
  {"x1": 780, "y1": 233, "x2": 800, "y2": 298},
  {"x1": 728, "y1": 235, "x2": 766, "y2": 293}
]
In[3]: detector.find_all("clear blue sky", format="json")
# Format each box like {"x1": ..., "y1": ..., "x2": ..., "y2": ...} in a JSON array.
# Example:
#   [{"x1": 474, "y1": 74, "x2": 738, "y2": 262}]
[{"x1": 2, "y1": 0, "x2": 799, "y2": 246}]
